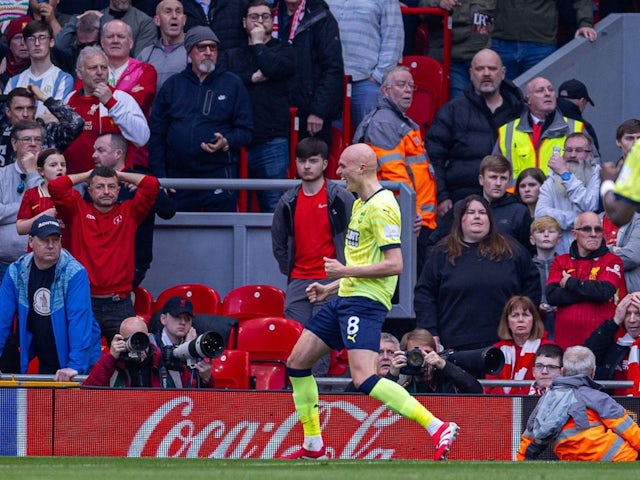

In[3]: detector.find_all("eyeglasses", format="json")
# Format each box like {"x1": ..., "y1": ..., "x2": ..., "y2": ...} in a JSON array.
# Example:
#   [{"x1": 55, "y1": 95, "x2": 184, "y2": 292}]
[
  {"x1": 563, "y1": 147, "x2": 592, "y2": 154},
  {"x1": 247, "y1": 13, "x2": 272, "y2": 21},
  {"x1": 533, "y1": 363, "x2": 561, "y2": 372},
  {"x1": 574, "y1": 225, "x2": 604, "y2": 234},
  {"x1": 26, "y1": 35, "x2": 50, "y2": 44},
  {"x1": 16, "y1": 136, "x2": 43, "y2": 144},
  {"x1": 194, "y1": 43, "x2": 218, "y2": 53},
  {"x1": 389, "y1": 81, "x2": 416, "y2": 91},
  {"x1": 17, "y1": 173, "x2": 26, "y2": 194}
]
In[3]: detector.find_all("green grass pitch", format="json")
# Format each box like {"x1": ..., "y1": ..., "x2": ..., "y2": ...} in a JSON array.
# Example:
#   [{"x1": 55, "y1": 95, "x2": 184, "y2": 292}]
[{"x1": 0, "y1": 457, "x2": 639, "y2": 480}]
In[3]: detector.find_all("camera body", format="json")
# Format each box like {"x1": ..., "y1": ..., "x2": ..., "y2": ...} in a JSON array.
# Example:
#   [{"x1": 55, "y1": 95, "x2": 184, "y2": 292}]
[
  {"x1": 120, "y1": 331, "x2": 150, "y2": 361},
  {"x1": 399, "y1": 347, "x2": 426, "y2": 376},
  {"x1": 439, "y1": 346, "x2": 505, "y2": 378},
  {"x1": 161, "y1": 330, "x2": 225, "y2": 370}
]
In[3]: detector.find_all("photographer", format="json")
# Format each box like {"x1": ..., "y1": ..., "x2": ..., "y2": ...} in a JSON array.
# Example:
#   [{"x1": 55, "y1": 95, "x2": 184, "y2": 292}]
[
  {"x1": 154, "y1": 297, "x2": 214, "y2": 389},
  {"x1": 387, "y1": 329, "x2": 483, "y2": 394},
  {"x1": 84, "y1": 316, "x2": 163, "y2": 387}
]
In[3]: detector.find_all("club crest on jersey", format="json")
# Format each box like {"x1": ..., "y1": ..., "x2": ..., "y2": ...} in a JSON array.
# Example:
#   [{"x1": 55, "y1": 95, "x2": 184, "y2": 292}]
[
  {"x1": 346, "y1": 229, "x2": 360, "y2": 247},
  {"x1": 113, "y1": 214, "x2": 123, "y2": 225}
]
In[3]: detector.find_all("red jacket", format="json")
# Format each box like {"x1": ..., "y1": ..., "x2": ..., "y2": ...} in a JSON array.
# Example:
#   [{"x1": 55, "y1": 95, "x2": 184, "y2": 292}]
[
  {"x1": 547, "y1": 242, "x2": 627, "y2": 350},
  {"x1": 49, "y1": 175, "x2": 159, "y2": 296}
]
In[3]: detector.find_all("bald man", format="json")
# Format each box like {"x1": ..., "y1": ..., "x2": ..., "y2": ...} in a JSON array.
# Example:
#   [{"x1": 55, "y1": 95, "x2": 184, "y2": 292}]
[
  {"x1": 546, "y1": 211, "x2": 627, "y2": 350},
  {"x1": 282, "y1": 144, "x2": 459, "y2": 461}
]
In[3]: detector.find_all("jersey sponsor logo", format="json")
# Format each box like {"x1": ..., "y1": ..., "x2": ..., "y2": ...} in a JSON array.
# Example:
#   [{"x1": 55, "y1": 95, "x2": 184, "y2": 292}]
[
  {"x1": 85, "y1": 213, "x2": 96, "y2": 220},
  {"x1": 346, "y1": 229, "x2": 359, "y2": 247},
  {"x1": 606, "y1": 264, "x2": 622, "y2": 278},
  {"x1": 383, "y1": 225, "x2": 400, "y2": 239},
  {"x1": 318, "y1": 203, "x2": 327, "y2": 209},
  {"x1": 33, "y1": 287, "x2": 51, "y2": 316}
]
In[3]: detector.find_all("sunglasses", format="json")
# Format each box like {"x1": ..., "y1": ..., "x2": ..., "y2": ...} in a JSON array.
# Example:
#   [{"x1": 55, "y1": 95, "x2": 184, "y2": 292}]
[{"x1": 574, "y1": 225, "x2": 603, "y2": 234}]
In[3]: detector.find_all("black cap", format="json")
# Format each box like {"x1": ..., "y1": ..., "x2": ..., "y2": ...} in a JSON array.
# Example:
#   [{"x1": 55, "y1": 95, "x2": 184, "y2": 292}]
[
  {"x1": 558, "y1": 79, "x2": 594, "y2": 106},
  {"x1": 30, "y1": 215, "x2": 61, "y2": 238},
  {"x1": 161, "y1": 296, "x2": 194, "y2": 317}
]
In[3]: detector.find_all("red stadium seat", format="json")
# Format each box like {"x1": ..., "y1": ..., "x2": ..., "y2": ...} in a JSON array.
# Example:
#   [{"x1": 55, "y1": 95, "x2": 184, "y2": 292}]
[
  {"x1": 221, "y1": 284, "x2": 285, "y2": 320},
  {"x1": 133, "y1": 286, "x2": 154, "y2": 317},
  {"x1": 211, "y1": 350, "x2": 251, "y2": 389},
  {"x1": 153, "y1": 283, "x2": 221, "y2": 315},
  {"x1": 398, "y1": 55, "x2": 446, "y2": 136},
  {"x1": 236, "y1": 317, "x2": 303, "y2": 390}
]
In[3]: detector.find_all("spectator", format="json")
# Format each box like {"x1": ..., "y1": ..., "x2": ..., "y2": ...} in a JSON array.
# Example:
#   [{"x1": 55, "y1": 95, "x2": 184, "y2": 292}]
[
  {"x1": 136, "y1": 0, "x2": 187, "y2": 90},
  {"x1": 585, "y1": 292, "x2": 640, "y2": 396},
  {"x1": 354, "y1": 65, "x2": 437, "y2": 273},
  {"x1": 273, "y1": 0, "x2": 343, "y2": 148},
  {"x1": 485, "y1": 295, "x2": 550, "y2": 395},
  {"x1": 282, "y1": 144, "x2": 459, "y2": 462},
  {"x1": 0, "y1": 215, "x2": 102, "y2": 378},
  {"x1": 528, "y1": 343, "x2": 563, "y2": 395},
  {"x1": 84, "y1": 315, "x2": 165, "y2": 387},
  {"x1": 535, "y1": 132, "x2": 600, "y2": 254},
  {"x1": 515, "y1": 167, "x2": 546, "y2": 218},
  {"x1": 64, "y1": 46, "x2": 149, "y2": 174},
  {"x1": 387, "y1": 328, "x2": 483, "y2": 394},
  {"x1": 326, "y1": 0, "x2": 403, "y2": 131},
  {"x1": 225, "y1": 0, "x2": 296, "y2": 213},
  {"x1": 431, "y1": 154, "x2": 533, "y2": 254},
  {"x1": 0, "y1": 16, "x2": 33, "y2": 89},
  {"x1": 55, "y1": 1, "x2": 157, "y2": 57},
  {"x1": 48, "y1": 165, "x2": 159, "y2": 345},
  {"x1": 415, "y1": 194, "x2": 541, "y2": 352},
  {"x1": 27, "y1": 0, "x2": 62, "y2": 37},
  {"x1": 0, "y1": 85, "x2": 84, "y2": 167},
  {"x1": 377, "y1": 332, "x2": 400, "y2": 378},
  {"x1": 3, "y1": 21, "x2": 74, "y2": 116},
  {"x1": 16, "y1": 148, "x2": 78, "y2": 251},
  {"x1": 153, "y1": 296, "x2": 214, "y2": 388},
  {"x1": 180, "y1": 0, "x2": 248, "y2": 52},
  {"x1": 149, "y1": 26, "x2": 253, "y2": 212},
  {"x1": 602, "y1": 118, "x2": 640, "y2": 179},
  {"x1": 530, "y1": 216, "x2": 562, "y2": 338},
  {"x1": 491, "y1": 1, "x2": 596, "y2": 80},
  {"x1": 271, "y1": 137, "x2": 353, "y2": 375},
  {"x1": 557, "y1": 78, "x2": 599, "y2": 151},
  {"x1": 0, "y1": 120, "x2": 43, "y2": 281},
  {"x1": 495, "y1": 76, "x2": 591, "y2": 185},
  {"x1": 602, "y1": 208, "x2": 640, "y2": 295},
  {"x1": 99, "y1": 19, "x2": 157, "y2": 169},
  {"x1": 419, "y1": 0, "x2": 495, "y2": 99},
  {"x1": 52, "y1": 11, "x2": 101, "y2": 76},
  {"x1": 426, "y1": 48, "x2": 524, "y2": 217},
  {"x1": 546, "y1": 212, "x2": 627, "y2": 350},
  {"x1": 517, "y1": 345, "x2": 640, "y2": 462},
  {"x1": 91, "y1": 132, "x2": 175, "y2": 287}
]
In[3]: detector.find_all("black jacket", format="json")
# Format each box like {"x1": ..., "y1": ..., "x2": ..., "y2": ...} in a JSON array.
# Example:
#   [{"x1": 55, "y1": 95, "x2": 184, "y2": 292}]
[
  {"x1": 426, "y1": 80, "x2": 524, "y2": 204},
  {"x1": 224, "y1": 37, "x2": 296, "y2": 144},
  {"x1": 181, "y1": 0, "x2": 248, "y2": 51},
  {"x1": 557, "y1": 97, "x2": 600, "y2": 151},
  {"x1": 275, "y1": 0, "x2": 344, "y2": 122},
  {"x1": 584, "y1": 319, "x2": 629, "y2": 383}
]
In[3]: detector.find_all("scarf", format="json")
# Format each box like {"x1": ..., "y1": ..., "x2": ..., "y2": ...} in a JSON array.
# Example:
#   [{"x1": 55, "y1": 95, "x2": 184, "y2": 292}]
[
  {"x1": 272, "y1": 0, "x2": 305, "y2": 44},
  {"x1": 497, "y1": 338, "x2": 542, "y2": 394},
  {"x1": 625, "y1": 339, "x2": 640, "y2": 396},
  {"x1": 6, "y1": 52, "x2": 29, "y2": 77}
]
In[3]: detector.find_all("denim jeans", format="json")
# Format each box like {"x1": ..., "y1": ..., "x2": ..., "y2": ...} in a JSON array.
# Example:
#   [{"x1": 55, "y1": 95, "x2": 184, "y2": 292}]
[
  {"x1": 248, "y1": 137, "x2": 289, "y2": 213},
  {"x1": 449, "y1": 61, "x2": 471, "y2": 100},
  {"x1": 490, "y1": 38, "x2": 556, "y2": 80},
  {"x1": 350, "y1": 79, "x2": 381, "y2": 133}
]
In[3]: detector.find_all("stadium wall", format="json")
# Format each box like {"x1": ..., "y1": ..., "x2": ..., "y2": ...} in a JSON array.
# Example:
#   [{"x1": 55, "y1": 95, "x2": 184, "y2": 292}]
[{"x1": 1, "y1": 388, "x2": 639, "y2": 460}]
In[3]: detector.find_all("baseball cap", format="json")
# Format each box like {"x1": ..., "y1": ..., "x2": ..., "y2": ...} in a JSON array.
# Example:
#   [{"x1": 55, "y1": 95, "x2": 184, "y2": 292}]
[
  {"x1": 558, "y1": 79, "x2": 594, "y2": 106},
  {"x1": 30, "y1": 215, "x2": 61, "y2": 238},
  {"x1": 184, "y1": 26, "x2": 220, "y2": 53},
  {"x1": 6, "y1": 16, "x2": 33, "y2": 43},
  {"x1": 162, "y1": 296, "x2": 194, "y2": 317}
]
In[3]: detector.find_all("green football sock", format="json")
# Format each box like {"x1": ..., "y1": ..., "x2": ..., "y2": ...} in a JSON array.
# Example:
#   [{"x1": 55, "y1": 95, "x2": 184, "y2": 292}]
[
  {"x1": 369, "y1": 376, "x2": 436, "y2": 428},
  {"x1": 290, "y1": 374, "x2": 322, "y2": 437}
]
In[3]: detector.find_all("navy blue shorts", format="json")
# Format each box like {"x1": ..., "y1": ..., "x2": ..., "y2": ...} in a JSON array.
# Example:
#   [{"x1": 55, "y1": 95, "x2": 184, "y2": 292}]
[{"x1": 306, "y1": 296, "x2": 388, "y2": 352}]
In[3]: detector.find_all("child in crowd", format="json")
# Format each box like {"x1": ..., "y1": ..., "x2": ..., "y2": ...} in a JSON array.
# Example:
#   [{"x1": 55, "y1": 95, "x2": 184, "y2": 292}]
[
  {"x1": 530, "y1": 216, "x2": 562, "y2": 339},
  {"x1": 528, "y1": 343, "x2": 563, "y2": 395},
  {"x1": 16, "y1": 148, "x2": 77, "y2": 250}
]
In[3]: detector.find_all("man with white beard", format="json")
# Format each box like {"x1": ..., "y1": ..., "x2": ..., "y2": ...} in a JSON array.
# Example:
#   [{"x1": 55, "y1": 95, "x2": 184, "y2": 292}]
[{"x1": 535, "y1": 132, "x2": 600, "y2": 253}]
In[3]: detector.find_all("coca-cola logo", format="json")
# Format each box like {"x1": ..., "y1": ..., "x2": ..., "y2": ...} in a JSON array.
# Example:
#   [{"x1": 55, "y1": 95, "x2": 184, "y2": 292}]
[{"x1": 127, "y1": 396, "x2": 402, "y2": 459}]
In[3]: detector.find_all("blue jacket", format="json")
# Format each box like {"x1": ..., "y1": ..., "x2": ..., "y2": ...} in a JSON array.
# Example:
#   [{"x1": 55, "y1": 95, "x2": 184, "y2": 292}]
[
  {"x1": 0, "y1": 249, "x2": 102, "y2": 374},
  {"x1": 149, "y1": 65, "x2": 253, "y2": 179}
]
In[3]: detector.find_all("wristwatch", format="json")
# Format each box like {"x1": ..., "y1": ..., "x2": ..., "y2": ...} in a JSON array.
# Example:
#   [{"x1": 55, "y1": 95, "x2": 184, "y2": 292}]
[{"x1": 561, "y1": 171, "x2": 572, "y2": 181}]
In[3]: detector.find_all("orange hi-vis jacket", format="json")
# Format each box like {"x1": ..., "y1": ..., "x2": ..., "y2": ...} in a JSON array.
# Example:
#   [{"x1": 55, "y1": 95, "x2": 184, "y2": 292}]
[
  {"x1": 518, "y1": 374, "x2": 640, "y2": 461},
  {"x1": 354, "y1": 96, "x2": 437, "y2": 229}
]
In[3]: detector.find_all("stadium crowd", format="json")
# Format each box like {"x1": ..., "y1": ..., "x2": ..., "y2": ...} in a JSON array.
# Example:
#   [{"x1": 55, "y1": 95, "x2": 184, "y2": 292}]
[{"x1": 0, "y1": 0, "x2": 639, "y2": 414}]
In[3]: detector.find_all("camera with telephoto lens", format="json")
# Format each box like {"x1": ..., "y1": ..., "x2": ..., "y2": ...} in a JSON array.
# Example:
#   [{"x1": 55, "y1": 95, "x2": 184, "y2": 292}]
[
  {"x1": 400, "y1": 347, "x2": 426, "y2": 376},
  {"x1": 439, "y1": 346, "x2": 505, "y2": 378},
  {"x1": 162, "y1": 331, "x2": 225, "y2": 370},
  {"x1": 121, "y1": 331, "x2": 150, "y2": 360}
]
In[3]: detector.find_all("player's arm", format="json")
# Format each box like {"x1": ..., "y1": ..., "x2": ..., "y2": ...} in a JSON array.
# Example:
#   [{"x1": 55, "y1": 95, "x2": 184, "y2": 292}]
[
  {"x1": 603, "y1": 190, "x2": 636, "y2": 227},
  {"x1": 324, "y1": 246, "x2": 403, "y2": 279}
]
